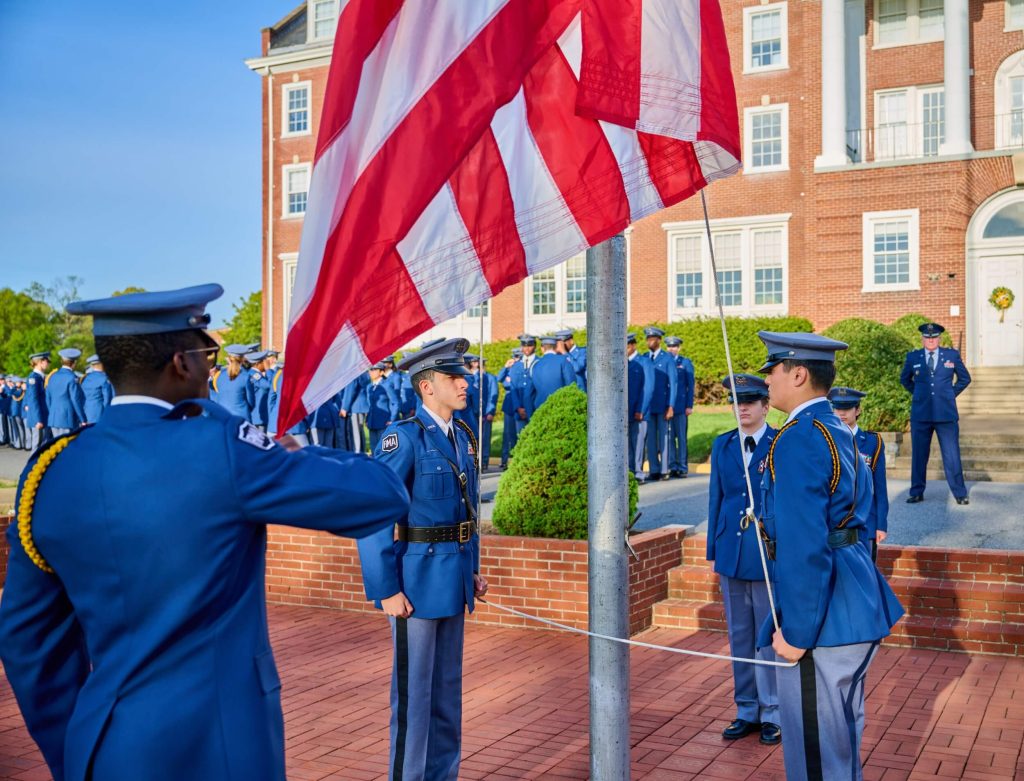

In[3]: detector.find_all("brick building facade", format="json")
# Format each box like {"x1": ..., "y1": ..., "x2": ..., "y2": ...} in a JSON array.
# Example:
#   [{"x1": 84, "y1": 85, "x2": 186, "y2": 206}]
[{"x1": 248, "y1": 0, "x2": 1024, "y2": 366}]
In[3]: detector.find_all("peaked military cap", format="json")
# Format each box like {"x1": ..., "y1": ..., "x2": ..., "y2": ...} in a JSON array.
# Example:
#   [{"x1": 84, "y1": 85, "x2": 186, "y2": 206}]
[
  {"x1": 626, "y1": 332, "x2": 637, "y2": 344},
  {"x1": 723, "y1": 373, "x2": 769, "y2": 400},
  {"x1": 244, "y1": 342, "x2": 261, "y2": 353},
  {"x1": 397, "y1": 337, "x2": 471, "y2": 376},
  {"x1": 86, "y1": 354, "x2": 100, "y2": 365},
  {"x1": 918, "y1": 322, "x2": 945, "y2": 337},
  {"x1": 224, "y1": 344, "x2": 250, "y2": 357},
  {"x1": 245, "y1": 350, "x2": 269, "y2": 363},
  {"x1": 757, "y1": 331, "x2": 849, "y2": 373},
  {"x1": 540, "y1": 336, "x2": 558, "y2": 347},
  {"x1": 28, "y1": 352, "x2": 51, "y2": 361},
  {"x1": 66, "y1": 283, "x2": 223, "y2": 337},
  {"x1": 828, "y1": 386, "x2": 866, "y2": 409},
  {"x1": 382, "y1": 355, "x2": 395, "y2": 365},
  {"x1": 554, "y1": 329, "x2": 574, "y2": 341},
  {"x1": 517, "y1": 334, "x2": 537, "y2": 345},
  {"x1": 463, "y1": 353, "x2": 480, "y2": 363},
  {"x1": 664, "y1": 336, "x2": 682, "y2": 347},
  {"x1": 58, "y1": 348, "x2": 82, "y2": 361},
  {"x1": 511, "y1": 347, "x2": 523, "y2": 358},
  {"x1": 370, "y1": 361, "x2": 387, "y2": 370},
  {"x1": 644, "y1": 326, "x2": 665, "y2": 338}
]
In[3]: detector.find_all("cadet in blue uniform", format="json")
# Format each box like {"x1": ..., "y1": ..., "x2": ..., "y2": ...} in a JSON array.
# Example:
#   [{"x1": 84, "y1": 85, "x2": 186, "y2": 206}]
[
  {"x1": 497, "y1": 348, "x2": 523, "y2": 468},
  {"x1": 382, "y1": 356, "x2": 406, "y2": 418},
  {"x1": 829, "y1": 387, "x2": 889, "y2": 561},
  {"x1": 707, "y1": 374, "x2": 780, "y2": 744},
  {"x1": 245, "y1": 351, "x2": 272, "y2": 431},
  {"x1": 555, "y1": 329, "x2": 587, "y2": 391},
  {"x1": 357, "y1": 337, "x2": 487, "y2": 781},
  {"x1": 467, "y1": 355, "x2": 498, "y2": 471},
  {"x1": 216, "y1": 345, "x2": 254, "y2": 420},
  {"x1": 8, "y1": 378, "x2": 26, "y2": 450},
  {"x1": 266, "y1": 364, "x2": 313, "y2": 447},
  {"x1": 366, "y1": 361, "x2": 400, "y2": 451},
  {"x1": 531, "y1": 335, "x2": 576, "y2": 408},
  {"x1": 80, "y1": 355, "x2": 114, "y2": 423},
  {"x1": 0, "y1": 284, "x2": 409, "y2": 781},
  {"x1": 507, "y1": 334, "x2": 538, "y2": 434},
  {"x1": 341, "y1": 372, "x2": 370, "y2": 453},
  {"x1": 665, "y1": 336, "x2": 695, "y2": 478},
  {"x1": 24, "y1": 352, "x2": 51, "y2": 452},
  {"x1": 641, "y1": 327, "x2": 677, "y2": 481},
  {"x1": 899, "y1": 322, "x2": 971, "y2": 505},
  {"x1": 45, "y1": 348, "x2": 86, "y2": 437},
  {"x1": 626, "y1": 334, "x2": 649, "y2": 477},
  {"x1": 756, "y1": 332, "x2": 904, "y2": 781},
  {"x1": 310, "y1": 392, "x2": 343, "y2": 448},
  {"x1": 0, "y1": 375, "x2": 9, "y2": 447}
]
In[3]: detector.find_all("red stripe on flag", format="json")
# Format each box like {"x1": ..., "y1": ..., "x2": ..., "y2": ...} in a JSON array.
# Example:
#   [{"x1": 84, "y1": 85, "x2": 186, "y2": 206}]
[
  {"x1": 280, "y1": 0, "x2": 579, "y2": 430},
  {"x1": 315, "y1": 0, "x2": 405, "y2": 163},
  {"x1": 523, "y1": 46, "x2": 630, "y2": 246},
  {"x1": 696, "y1": 0, "x2": 740, "y2": 158},
  {"x1": 637, "y1": 133, "x2": 706, "y2": 207},
  {"x1": 575, "y1": 0, "x2": 641, "y2": 127},
  {"x1": 449, "y1": 129, "x2": 529, "y2": 297}
]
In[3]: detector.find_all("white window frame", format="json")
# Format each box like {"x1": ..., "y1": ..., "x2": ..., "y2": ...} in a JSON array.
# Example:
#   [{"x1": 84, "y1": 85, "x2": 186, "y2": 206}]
[
  {"x1": 663, "y1": 214, "x2": 791, "y2": 319},
  {"x1": 995, "y1": 51, "x2": 1024, "y2": 149},
  {"x1": 279, "y1": 253, "x2": 299, "y2": 337},
  {"x1": 873, "y1": 0, "x2": 944, "y2": 48},
  {"x1": 308, "y1": 0, "x2": 339, "y2": 42},
  {"x1": 872, "y1": 85, "x2": 944, "y2": 160},
  {"x1": 743, "y1": 3, "x2": 789, "y2": 74},
  {"x1": 281, "y1": 81, "x2": 312, "y2": 139},
  {"x1": 523, "y1": 253, "x2": 588, "y2": 332},
  {"x1": 281, "y1": 163, "x2": 311, "y2": 219},
  {"x1": 862, "y1": 209, "x2": 921, "y2": 293},
  {"x1": 743, "y1": 104, "x2": 789, "y2": 174},
  {"x1": 1008, "y1": 0, "x2": 1024, "y2": 30}
]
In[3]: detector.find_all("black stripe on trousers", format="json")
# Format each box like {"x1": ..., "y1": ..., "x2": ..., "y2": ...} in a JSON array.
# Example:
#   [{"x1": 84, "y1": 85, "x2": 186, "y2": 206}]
[
  {"x1": 800, "y1": 651, "x2": 824, "y2": 781},
  {"x1": 393, "y1": 618, "x2": 409, "y2": 781}
]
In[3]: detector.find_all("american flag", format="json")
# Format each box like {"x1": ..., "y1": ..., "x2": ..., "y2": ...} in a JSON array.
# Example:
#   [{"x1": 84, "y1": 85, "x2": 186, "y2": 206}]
[{"x1": 278, "y1": 0, "x2": 739, "y2": 431}]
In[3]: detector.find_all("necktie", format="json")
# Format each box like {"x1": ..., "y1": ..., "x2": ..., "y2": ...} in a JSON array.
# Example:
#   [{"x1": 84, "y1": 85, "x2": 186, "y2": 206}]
[
  {"x1": 447, "y1": 427, "x2": 457, "y2": 452},
  {"x1": 744, "y1": 436, "x2": 756, "y2": 453},
  {"x1": 928, "y1": 352, "x2": 936, "y2": 372}
]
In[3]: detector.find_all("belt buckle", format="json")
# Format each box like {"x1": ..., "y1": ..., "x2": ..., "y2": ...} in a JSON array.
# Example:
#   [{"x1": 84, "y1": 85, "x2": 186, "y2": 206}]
[{"x1": 458, "y1": 521, "x2": 472, "y2": 543}]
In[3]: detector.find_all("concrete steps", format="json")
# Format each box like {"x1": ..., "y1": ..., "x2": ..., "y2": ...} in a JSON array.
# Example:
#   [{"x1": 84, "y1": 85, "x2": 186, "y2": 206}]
[
  {"x1": 649, "y1": 535, "x2": 1024, "y2": 656},
  {"x1": 953, "y1": 367, "x2": 1024, "y2": 415}
]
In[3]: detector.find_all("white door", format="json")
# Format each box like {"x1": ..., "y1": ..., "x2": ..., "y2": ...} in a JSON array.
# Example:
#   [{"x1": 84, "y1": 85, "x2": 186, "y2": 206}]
[{"x1": 977, "y1": 255, "x2": 1024, "y2": 366}]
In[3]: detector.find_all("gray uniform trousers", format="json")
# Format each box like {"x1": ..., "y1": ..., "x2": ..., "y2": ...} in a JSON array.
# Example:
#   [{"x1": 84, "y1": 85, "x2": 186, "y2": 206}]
[
  {"x1": 311, "y1": 428, "x2": 337, "y2": 448},
  {"x1": 348, "y1": 413, "x2": 367, "y2": 453},
  {"x1": 27, "y1": 426, "x2": 50, "y2": 452},
  {"x1": 645, "y1": 413, "x2": 670, "y2": 475},
  {"x1": 720, "y1": 575, "x2": 779, "y2": 724},
  {"x1": 630, "y1": 419, "x2": 647, "y2": 476},
  {"x1": 776, "y1": 641, "x2": 878, "y2": 781},
  {"x1": 668, "y1": 413, "x2": 689, "y2": 473},
  {"x1": 50, "y1": 427, "x2": 71, "y2": 438},
  {"x1": 389, "y1": 614, "x2": 465, "y2": 781}
]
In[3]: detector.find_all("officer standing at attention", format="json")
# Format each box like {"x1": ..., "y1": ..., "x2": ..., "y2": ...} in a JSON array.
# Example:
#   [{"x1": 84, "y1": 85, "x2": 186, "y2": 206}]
[
  {"x1": 310, "y1": 391, "x2": 343, "y2": 449},
  {"x1": 531, "y1": 335, "x2": 576, "y2": 408},
  {"x1": 7, "y1": 378, "x2": 26, "y2": 450},
  {"x1": 0, "y1": 284, "x2": 409, "y2": 781},
  {"x1": 245, "y1": 351, "x2": 272, "y2": 432},
  {"x1": 899, "y1": 322, "x2": 971, "y2": 505},
  {"x1": 266, "y1": 364, "x2": 314, "y2": 447},
  {"x1": 756, "y1": 331, "x2": 904, "y2": 781},
  {"x1": 467, "y1": 354, "x2": 498, "y2": 471},
  {"x1": 341, "y1": 371, "x2": 371, "y2": 453},
  {"x1": 497, "y1": 347, "x2": 523, "y2": 469},
  {"x1": 641, "y1": 327, "x2": 677, "y2": 482},
  {"x1": 707, "y1": 373, "x2": 780, "y2": 745},
  {"x1": 626, "y1": 334, "x2": 649, "y2": 478},
  {"x1": 664, "y1": 336, "x2": 695, "y2": 478},
  {"x1": 80, "y1": 355, "x2": 114, "y2": 423},
  {"x1": 507, "y1": 334, "x2": 537, "y2": 435},
  {"x1": 555, "y1": 329, "x2": 587, "y2": 391},
  {"x1": 24, "y1": 352, "x2": 52, "y2": 451},
  {"x1": 366, "y1": 361, "x2": 400, "y2": 452},
  {"x1": 216, "y1": 345, "x2": 254, "y2": 420},
  {"x1": 829, "y1": 387, "x2": 889, "y2": 561},
  {"x1": 357, "y1": 337, "x2": 487, "y2": 781},
  {"x1": 0, "y1": 375, "x2": 9, "y2": 448},
  {"x1": 45, "y1": 349, "x2": 87, "y2": 437}
]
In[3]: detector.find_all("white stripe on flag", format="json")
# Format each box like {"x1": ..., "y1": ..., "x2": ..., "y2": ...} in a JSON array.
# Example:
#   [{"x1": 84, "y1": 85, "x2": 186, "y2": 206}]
[
  {"x1": 300, "y1": 321, "x2": 368, "y2": 413},
  {"x1": 639, "y1": 0, "x2": 703, "y2": 140},
  {"x1": 396, "y1": 183, "x2": 492, "y2": 323},
  {"x1": 694, "y1": 140, "x2": 743, "y2": 184},
  {"x1": 490, "y1": 89, "x2": 588, "y2": 275}
]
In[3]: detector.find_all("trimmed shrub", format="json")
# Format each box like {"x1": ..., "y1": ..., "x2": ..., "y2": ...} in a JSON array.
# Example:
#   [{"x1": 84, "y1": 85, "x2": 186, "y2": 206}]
[
  {"x1": 891, "y1": 313, "x2": 953, "y2": 348},
  {"x1": 822, "y1": 318, "x2": 913, "y2": 432},
  {"x1": 492, "y1": 385, "x2": 638, "y2": 539}
]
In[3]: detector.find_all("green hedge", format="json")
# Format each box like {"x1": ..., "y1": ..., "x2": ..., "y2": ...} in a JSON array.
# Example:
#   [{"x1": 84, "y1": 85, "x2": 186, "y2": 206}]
[
  {"x1": 492, "y1": 385, "x2": 638, "y2": 539},
  {"x1": 822, "y1": 318, "x2": 913, "y2": 432},
  {"x1": 890, "y1": 313, "x2": 954, "y2": 348}
]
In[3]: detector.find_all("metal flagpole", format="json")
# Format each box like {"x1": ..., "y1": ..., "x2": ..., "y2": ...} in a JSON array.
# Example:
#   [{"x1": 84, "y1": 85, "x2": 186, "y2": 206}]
[
  {"x1": 478, "y1": 306, "x2": 486, "y2": 520},
  {"x1": 586, "y1": 234, "x2": 630, "y2": 780}
]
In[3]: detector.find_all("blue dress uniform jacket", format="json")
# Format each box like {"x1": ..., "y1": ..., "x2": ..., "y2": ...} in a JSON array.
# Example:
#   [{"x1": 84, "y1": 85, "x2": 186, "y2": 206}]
[
  {"x1": 246, "y1": 370, "x2": 271, "y2": 427},
  {"x1": 399, "y1": 372, "x2": 417, "y2": 417},
  {"x1": 855, "y1": 428, "x2": 889, "y2": 541},
  {"x1": 216, "y1": 369, "x2": 252, "y2": 420},
  {"x1": 507, "y1": 359, "x2": 536, "y2": 420},
  {"x1": 899, "y1": 347, "x2": 971, "y2": 422},
  {"x1": 23, "y1": 371, "x2": 48, "y2": 428},
  {"x1": 266, "y1": 369, "x2": 311, "y2": 436},
  {"x1": 366, "y1": 381, "x2": 399, "y2": 430},
  {"x1": 627, "y1": 359, "x2": 646, "y2": 418},
  {"x1": 642, "y1": 350, "x2": 677, "y2": 415},
  {"x1": 707, "y1": 428, "x2": 776, "y2": 580},
  {"x1": 673, "y1": 355, "x2": 695, "y2": 411},
  {"x1": 0, "y1": 400, "x2": 408, "y2": 781},
  {"x1": 80, "y1": 371, "x2": 113, "y2": 423},
  {"x1": 567, "y1": 345, "x2": 587, "y2": 390},
  {"x1": 757, "y1": 400, "x2": 903, "y2": 650},
  {"x1": 358, "y1": 407, "x2": 480, "y2": 620},
  {"x1": 45, "y1": 368, "x2": 86, "y2": 429},
  {"x1": 342, "y1": 373, "x2": 371, "y2": 415},
  {"x1": 530, "y1": 353, "x2": 576, "y2": 408}
]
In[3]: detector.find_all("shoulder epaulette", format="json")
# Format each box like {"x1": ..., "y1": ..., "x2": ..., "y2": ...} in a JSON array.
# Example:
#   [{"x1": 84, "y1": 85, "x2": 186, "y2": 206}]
[
  {"x1": 44, "y1": 368, "x2": 58, "y2": 388},
  {"x1": 272, "y1": 369, "x2": 283, "y2": 393},
  {"x1": 211, "y1": 370, "x2": 221, "y2": 393},
  {"x1": 870, "y1": 431, "x2": 884, "y2": 472}
]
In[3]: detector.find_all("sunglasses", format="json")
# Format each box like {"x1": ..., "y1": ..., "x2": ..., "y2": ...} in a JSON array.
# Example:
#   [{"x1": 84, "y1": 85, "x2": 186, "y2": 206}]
[{"x1": 182, "y1": 346, "x2": 220, "y2": 367}]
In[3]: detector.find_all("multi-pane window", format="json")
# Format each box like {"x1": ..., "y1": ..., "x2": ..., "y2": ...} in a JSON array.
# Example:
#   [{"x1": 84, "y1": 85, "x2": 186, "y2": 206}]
[
  {"x1": 875, "y1": 86, "x2": 944, "y2": 159},
  {"x1": 921, "y1": 89, "x2": 945, "y2": 156},
  {"x1": 917, "y1": 0, "x2": 944, "y2": 38},
  {"x1": 281, "y1": 255, "x2": 299, "y2": 330},
  {"x1": 996, "y1": 52, "x2": 1024, "y2": 149},
  {"x1": 531, "y1": 269, "x2": 556, "y2": 315},
  {"x1": 466, "y1": 301, "x2": 490, "y2": 318},
  {"x1": 1011, "y1": 76, "x2": 1024, "y2": 145},
  {"x1": 877, "y1": 91, "x2": 909, "y2": 158},
  {"x1": 674, "y1": 235, "x2": 703, "y2": 309},
  {"x1": 713, "y1": 233, "x2": 743, "y2": 308},
  {"x1": 877, "y1": 0, "x2": 908, "y2": 45},
  {"x1": 284, "y1": 85, "x2": 310, "y2": 135},
  {"x1": 283, "y1": 165, "x2": 310, "y2": 216},
  {"x1": 565, "y1": 255, "x2": 587, "y2": 313},
  {"x1": 750, "y1": 9, "x2": 782, "y2": 68},
  {"x1": 875, "y1": 0, "x2": 943, "y2": 45},
  {"x1": 862, "y1": 210, "x2": 919, "y2": 292},
  {"x1": 310, "y1": 0, "x2": 338, "y2": 40},
  {"x1": 744, "y1": 105, "x2": 788, "y2": 173},
  {"x1": 1010, "y1": 0, "x2": 1024, "y2": 30},
  {"x1": 753, "y1": 230, "x2": 784, "y2": 305}
]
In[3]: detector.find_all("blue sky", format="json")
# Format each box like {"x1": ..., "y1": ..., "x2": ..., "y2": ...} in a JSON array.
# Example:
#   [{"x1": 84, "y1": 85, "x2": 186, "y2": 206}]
[{"x1": 0, "y1": 1, "x2": 296, "y2": 326}]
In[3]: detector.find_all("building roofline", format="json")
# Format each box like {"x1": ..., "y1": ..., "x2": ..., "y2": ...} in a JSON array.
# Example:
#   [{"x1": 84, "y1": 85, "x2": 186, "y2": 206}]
[{"x1": 266, "y1": 2, "x2": 305, "y2": 35}]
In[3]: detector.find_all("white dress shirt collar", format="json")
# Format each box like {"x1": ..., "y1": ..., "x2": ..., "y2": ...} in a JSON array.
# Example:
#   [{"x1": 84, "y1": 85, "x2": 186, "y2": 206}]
[
  {"x1": 422, "y1": 405, "x2": 453, "y2": 437},
  {"x1": 786, "y1": 396, "x2": 829, "y2": 424},
  {"x1": 110, "y1": 395, "x2": 174, "y2": 410}
]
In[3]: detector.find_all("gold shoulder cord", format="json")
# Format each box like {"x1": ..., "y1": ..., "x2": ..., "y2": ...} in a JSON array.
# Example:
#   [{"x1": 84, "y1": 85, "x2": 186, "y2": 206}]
[
  {"x1": 453, "y1": 419, "x2": 480, "y2": 465},
  {"x1": 811, "y1": 420, "x2": 841, "y2": 494},
  {"x1": 871, "y1": 432, "x2": 883, "y2": 472},
  {"x1": 18, "y1": 435, "x2": 79, "y2": 573},
  {"x1": 765, "y1": 419, "x2": 799, "y2": 482}
]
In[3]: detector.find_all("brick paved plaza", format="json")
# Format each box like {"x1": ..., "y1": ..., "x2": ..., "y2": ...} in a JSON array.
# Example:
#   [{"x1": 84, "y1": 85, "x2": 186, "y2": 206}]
[{"x1": 1, "y1": 605, "x2": 1021, "y2": 780}]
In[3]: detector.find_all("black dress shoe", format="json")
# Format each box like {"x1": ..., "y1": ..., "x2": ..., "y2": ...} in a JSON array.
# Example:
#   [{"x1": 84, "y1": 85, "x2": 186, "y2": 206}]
[
  {"x1": 648, "y1": 472, "x2": 662, "y2": 482},
  {"x1": 956, "y1": 496, "x2": 970, "y2": 505},
  {"x1": 759, "y1": 722, "x2": 781, "y2": 745},
  {"x1": 722, "y1": 719, "x2": 760, "y2": 740},
  {"x1": 906, "y1": 495, "x2": 923, "y2": 504},
  {"x1": 669, "y1": 470, "x2": 682, "y2": 478}
]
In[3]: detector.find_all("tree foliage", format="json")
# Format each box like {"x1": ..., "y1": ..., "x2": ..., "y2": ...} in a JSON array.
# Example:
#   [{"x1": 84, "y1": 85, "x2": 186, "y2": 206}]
[
  {"x1": 223, "y1": 291, "x2": 263, "y2": 347},
  {"x1": 0, "y1": 277, "x2": 98, "y2": 373}
]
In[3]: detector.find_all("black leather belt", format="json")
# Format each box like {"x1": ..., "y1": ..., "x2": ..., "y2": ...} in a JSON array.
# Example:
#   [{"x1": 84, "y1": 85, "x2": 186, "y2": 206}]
[
  {"x1": 397, "y1": 521, "x2": 476, "y2": 544},
  {"x1": 827, "y1": 528, "x2": 859, "y2": 549}
]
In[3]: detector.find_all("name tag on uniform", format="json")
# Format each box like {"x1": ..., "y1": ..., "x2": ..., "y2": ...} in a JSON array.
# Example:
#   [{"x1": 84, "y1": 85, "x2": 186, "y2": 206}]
[
  {"x1": 381, "y1": 433, "x2": 399, "y2": 453},
  {"x1": 757, "y1": 458, "x2": 766, "y2": 474},
  {"x1": 944, "y1": 360, "x2": 954, "y2": 368}
]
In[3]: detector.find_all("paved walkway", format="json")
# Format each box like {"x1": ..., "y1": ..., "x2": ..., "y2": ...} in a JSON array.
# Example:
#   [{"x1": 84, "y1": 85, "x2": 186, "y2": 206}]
[{"x1": 1, "y1": 605, "x2": 1021, "y2": 780}]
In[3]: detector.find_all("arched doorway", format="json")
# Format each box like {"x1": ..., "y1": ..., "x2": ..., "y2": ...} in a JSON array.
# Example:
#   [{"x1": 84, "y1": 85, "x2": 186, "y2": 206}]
[{"x1": 967, "y1": 187, "x2": 1024, "y2": 366}]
